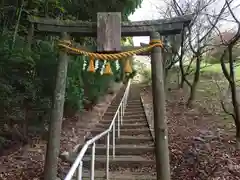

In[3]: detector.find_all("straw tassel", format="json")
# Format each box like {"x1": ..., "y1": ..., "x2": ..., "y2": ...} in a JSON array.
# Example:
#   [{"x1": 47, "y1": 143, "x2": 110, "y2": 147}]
[
  {"x1": 88, "y1": 57, "x2": 95, "y2": 72},
  {"x1": 104, "y1": 62, "x2": 113, "y2": 75},
  {"x1": 124, "y1": 58, "x2": 132, "y2": 73}
]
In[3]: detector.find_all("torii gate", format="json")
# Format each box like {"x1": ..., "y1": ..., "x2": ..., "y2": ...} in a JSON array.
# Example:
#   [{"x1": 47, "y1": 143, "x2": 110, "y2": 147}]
[{"x1": 27, "y1": 13, "x2": 192, "y2": 180}]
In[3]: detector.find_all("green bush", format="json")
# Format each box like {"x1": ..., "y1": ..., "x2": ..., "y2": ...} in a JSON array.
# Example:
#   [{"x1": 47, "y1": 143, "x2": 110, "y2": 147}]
[
  {"x1": 141, "y1": 69, "x2": 152, "y2": 85},
  {"x1": 0, "y1": 32, "x2": 125, "y2": 139},
  {"x1": 82, "y1": 60, "x2": 122, "y2": 106},
  {"x1": 205, "y1": 56, "x2": 220, "y2": 64},
  {"x1": 0, "y1": 34, "x2": 58, "y2": 131},
  {"x1": 65, "y1": 56, "x2": 85, "y2": 112},
  {"x1": 0, "y1": 33, "x2": 84, "y2": 132}
]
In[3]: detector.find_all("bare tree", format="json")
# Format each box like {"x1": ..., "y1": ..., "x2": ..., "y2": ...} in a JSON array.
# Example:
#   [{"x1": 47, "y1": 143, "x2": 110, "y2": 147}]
[
  {"x1": 156, "y1": 0, "x2": 228, "y2": 106},
  {"x1": 210, "y1": 0, "x2": 240, "y2": 148}
]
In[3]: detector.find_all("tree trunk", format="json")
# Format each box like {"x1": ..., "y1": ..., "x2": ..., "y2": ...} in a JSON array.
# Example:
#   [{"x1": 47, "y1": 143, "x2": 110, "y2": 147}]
[
  {"x1": 119, "y1": 59, "x2": 126, "y2": 82},
  {"x1": 23, "y1": 106, "x2": 28, "y2": 139},
  {"x1": 177, "y1": 30, "x2": 185, "y2": 88},
  {"x1": 236, "y1": 125, "x2": 240, "y2": 149},
  {"x1": 178, "y1": 52, "x2": 185, "y2": 89},
  {"x1": 44, "y1": 0, "x2": 49, "y2": 17},
  {"x1": 187, "y1": 56, "x2": 201, "y2": 107},
  {"x1": 176, "y1": 68, "x2": 179, "y2": 87},
  {"x1": 227, "y1": 45, "x2": 240, "y2": 149},
  {"x1": 43, "y1": 32, "x2": 70, "y2": 180},
  {"x1": 12, "y1": 0, "x2": 24, "y2": 49},
  {"x1": 27, "y1": 23, "x2": 34, "y2": 49},
  {"x1": 229, "y1": 82, "x2": 240, "y2": 149},
  {"x1": 179, "y1": 74, "x2": 185, "y2": 88},
  {"x1": 187, "y1": 82, "x2": 197, "y2": 107}
]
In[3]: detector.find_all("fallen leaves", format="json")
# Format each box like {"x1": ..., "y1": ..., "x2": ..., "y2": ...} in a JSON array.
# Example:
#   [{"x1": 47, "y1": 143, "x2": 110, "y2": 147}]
[
  {"x1": 141, "y1": 83, "x2": 240, "y2": 180},
  {"x1": 0, "y1": 92, "x2": 118, "y2": 180}
]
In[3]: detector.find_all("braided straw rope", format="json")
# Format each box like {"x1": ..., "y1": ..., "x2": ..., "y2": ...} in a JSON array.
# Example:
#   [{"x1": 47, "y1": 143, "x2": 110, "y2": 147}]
[{"x1": 58, "y1": 40, "x2": 163, "y2": 60}]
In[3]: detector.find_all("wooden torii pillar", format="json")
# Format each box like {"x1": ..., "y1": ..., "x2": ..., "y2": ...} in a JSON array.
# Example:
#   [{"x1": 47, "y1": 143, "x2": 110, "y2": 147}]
[
  {"x1": 150, "y1": 32, "x2": 170, "y2": 180},
  {"x1": 28, "y1": 13, "x2": 193, "y2": 180}
]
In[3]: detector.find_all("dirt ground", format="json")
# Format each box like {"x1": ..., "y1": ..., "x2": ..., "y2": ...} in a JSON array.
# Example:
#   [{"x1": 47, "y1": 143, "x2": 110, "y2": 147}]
[
  {"x1": 141, "y1": 78, "x2": 240, "y2": 180},
  {"x1": 0, "y1": 93, "x2": 116, "y2": 180}
]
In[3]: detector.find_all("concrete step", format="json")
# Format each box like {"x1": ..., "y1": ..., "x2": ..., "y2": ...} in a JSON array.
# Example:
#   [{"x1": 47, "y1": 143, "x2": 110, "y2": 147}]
[
  {"x1": 124, "y1": 110, "x2": 145, "y2": 114},
  {"x1": 123, "y1": 114, "x2": 146, "y2": 120},
  {"x1": 91, "y1": 128, "x2": 151, "y2": 136},
  {"x1": 124, "y1": 105, "x2": 142, "y2": 108},
  {"x1": 125, "y1": 103, "x2": 142, "y2": 106},
  {"x1": 110, "y1": 100, "x2": 141, "y2": 105},
  {"x1": 126, "y1": 102, "x2": 142, "y2": 105},
  {"x1": 124, "y1": 107, "x2": 144, "y2": 111},
  {"x1": 93, "y1": 135, "x2": 154, "y2": 145},
  {"x1": 108, "y1": 105, "x2": 143, "y2": 109},
  {"x1": 127, "y1": 100, "x2": 141, "y2": 102},
  {"x1": 124, "y1": 107, "x2": 143, "y2": 110},
  {"x1": 96, "y1": 122, "x2": 148, "y2": 129},
  {"x1": 104, "y1": 111, "x2": 145, "y2": 116},
  {"x1": 126, "y1": 105, "x2": 142, "y2": 107},
  {"x1": 81, "y1": 155, "x2": 155, "y2": 170},
  {"x1": 86, "y1": 144, "x2": 154, "y2": 155},
  {"x1": 79, "y1": 170, "x2": 156, "y2": 179},
  {"x1": 100, "y1": 118, "x2": 146, "y2": 124}
]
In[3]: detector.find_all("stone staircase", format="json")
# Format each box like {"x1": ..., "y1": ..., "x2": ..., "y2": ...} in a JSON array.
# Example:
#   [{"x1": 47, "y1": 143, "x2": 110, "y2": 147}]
[{"x1": 69, "y1": 84, "x2": 156, "y2": 179}]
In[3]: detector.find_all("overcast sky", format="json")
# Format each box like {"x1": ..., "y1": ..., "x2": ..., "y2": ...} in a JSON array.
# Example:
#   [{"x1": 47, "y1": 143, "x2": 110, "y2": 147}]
[
  {"x1": 129, "y1": 0, "x2": 160, "y2": 46},
  {"x1": 128, "y1": 0, "x2": 240, "y2": 46}
]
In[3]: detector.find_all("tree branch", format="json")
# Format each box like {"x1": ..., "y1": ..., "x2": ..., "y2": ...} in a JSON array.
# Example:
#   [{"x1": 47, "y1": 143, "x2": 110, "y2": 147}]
[{"x1": 214, "y1": 79, "x2": 235, "y2": 118}]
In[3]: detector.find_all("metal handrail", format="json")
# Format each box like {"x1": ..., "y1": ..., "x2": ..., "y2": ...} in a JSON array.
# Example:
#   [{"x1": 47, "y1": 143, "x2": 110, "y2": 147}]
[{"x1": 64, "y1": 79, "x2": 131, "y2": 180}]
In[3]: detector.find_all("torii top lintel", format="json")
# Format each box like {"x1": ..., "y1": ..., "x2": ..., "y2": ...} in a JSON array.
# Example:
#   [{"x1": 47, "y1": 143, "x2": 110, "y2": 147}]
[{"x1": 28, "y1": 14, "x2": 193, "y2": 37}]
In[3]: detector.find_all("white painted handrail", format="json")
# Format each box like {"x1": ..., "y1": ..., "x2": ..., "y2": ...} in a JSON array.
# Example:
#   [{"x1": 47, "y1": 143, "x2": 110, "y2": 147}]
[{"x1": 64, "y1": 79, "x2": 131, "y2": 180}]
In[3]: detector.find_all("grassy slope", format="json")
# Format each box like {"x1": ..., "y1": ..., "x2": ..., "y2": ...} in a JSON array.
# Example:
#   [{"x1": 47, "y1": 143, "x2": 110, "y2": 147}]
[
  {"x1": 200, "y1": 63, "x2": 240, "y2": 79},
  {"x1": 170, "y1": 63, "x2": 240, "y2": 129},
  {"x1": 185, "y1": 63, "x2": 240, "y2": 79}
]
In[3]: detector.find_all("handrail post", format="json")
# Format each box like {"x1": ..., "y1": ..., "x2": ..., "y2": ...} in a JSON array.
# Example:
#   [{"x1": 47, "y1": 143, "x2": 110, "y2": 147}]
[
  {"x1": 124, "y1": 98, "x2": 126, "y2": 112},
  {"x1": 106, "y1": 132, "x2": 110, "y2": 180},
  {"x1": 123, "y1": 98, "x2": 125, "y2": 116},
  {"x1": 123, "y1": 95, "x2": 126, "y2": 115},
  {"x1": 117, "y1": 111, "x2": 120, "y2": 137},
  {"x1": 90, "y1": 143, "x2": 96, "y2": 180},
  {"x1": 112, "y1": 121, "x2": 116, "y2": 159},
  {"x1": 77, "y1": 161, "x2": 83, "y2": 180},
  {"x1": 120, "y1": 104, "x2": 123, "y2": 125}
]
